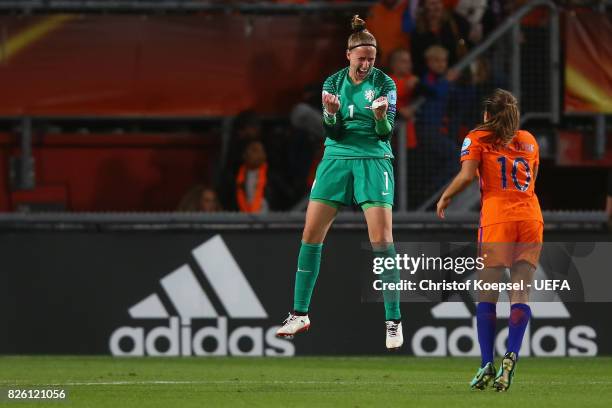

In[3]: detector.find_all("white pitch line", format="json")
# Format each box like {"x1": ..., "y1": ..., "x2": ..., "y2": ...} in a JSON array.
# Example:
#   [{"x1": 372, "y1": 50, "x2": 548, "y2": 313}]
[
  {"x1": 2, "y1": 380, "x2": 612, "y2": 387},
  {"x1": 3, "y1": 380, "x2": 455, "y2": 386}
]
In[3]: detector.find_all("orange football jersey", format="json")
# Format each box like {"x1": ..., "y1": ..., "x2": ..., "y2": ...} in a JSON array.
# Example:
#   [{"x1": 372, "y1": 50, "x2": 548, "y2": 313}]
[{"x1": 460, "y1": 129, "x2": 543, "y2": 227}]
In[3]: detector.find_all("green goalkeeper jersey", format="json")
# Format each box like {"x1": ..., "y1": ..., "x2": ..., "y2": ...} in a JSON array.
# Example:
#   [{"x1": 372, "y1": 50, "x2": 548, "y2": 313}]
[{"x1": 322, "y1": 66, "x2": 397, "y2": 159}]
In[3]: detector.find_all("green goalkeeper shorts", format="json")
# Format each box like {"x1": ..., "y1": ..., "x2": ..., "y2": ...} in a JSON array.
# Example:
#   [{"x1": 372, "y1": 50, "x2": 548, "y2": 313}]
[{"x1": 310, "y1": 158, "x2": 394, "y2": 207}]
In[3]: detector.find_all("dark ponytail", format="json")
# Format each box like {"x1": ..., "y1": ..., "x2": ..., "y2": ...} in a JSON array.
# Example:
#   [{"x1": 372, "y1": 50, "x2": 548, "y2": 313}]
[{"x1": 475, "y1": 89, "x2": 520, "y2": 147}]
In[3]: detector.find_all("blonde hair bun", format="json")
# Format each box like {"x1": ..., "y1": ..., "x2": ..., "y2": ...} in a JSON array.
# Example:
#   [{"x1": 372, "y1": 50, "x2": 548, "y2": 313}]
[{"x1": 351, "y1": 15, "x2": 367, "y2": 33}]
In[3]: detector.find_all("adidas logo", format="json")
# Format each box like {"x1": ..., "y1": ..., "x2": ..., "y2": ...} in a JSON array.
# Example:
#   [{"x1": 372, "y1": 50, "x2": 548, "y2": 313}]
[
  {"x1": 109, "y1": 235, "x2": 294, "y2": 357},
  {"x1": 411, "y1": 284, "x2": 598, "y2": 357}
]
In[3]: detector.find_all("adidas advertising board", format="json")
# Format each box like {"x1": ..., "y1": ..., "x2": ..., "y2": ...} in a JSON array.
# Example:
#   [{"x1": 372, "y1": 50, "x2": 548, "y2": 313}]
[
  {"x1": 0, "y1": 230, "x2": 609, "y2": 355},
  {"x1": 411, "y1": 301, "x2": 597, "y2": 357},
  {"x1": 109, "y1": 235, "x2": 294, "y2": 357}
]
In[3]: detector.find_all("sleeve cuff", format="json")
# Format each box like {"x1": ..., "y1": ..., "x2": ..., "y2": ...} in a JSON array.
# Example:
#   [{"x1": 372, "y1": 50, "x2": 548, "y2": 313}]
[
  {"x1": 375, "y1": 117, "x2": 392, "y2": 137},
  {"x1": 323, "y1": 110, "x2": 337, "y2": 125}
]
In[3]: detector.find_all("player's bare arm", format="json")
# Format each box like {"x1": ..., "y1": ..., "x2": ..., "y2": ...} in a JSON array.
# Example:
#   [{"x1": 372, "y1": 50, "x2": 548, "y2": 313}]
[{"x1": 436, "y1": 160, "x2": 479, "y2": 219}]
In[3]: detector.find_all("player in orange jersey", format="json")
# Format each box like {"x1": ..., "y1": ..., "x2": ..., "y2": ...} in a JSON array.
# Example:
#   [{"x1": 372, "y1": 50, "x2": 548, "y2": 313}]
[{"x1": 436, "y1": 89, "x2": 543, "y2": 392}]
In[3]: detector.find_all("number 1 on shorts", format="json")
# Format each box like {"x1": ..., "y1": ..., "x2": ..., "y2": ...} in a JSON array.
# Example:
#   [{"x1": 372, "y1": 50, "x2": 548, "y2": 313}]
[{"x1": 384, "y1": 171, "x2": 388, "y2": 191}]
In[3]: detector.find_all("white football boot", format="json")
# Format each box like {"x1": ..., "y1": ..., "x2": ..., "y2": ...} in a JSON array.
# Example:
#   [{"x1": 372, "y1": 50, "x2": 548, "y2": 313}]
[
  {"x1": 275, "y1": 313, "x2": 310, "y2": 339},
  {"x1": 385, "y1": 321, "x2": 403, "y2": 350}
]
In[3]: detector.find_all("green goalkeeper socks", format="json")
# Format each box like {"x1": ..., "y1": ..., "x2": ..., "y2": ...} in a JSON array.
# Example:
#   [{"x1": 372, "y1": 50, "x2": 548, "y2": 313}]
[
  {"x1": 293, "y1": 241, "x2": 323, "y2": 314},
  {"x1": 374, "y1": 244, "x2": 402, "y2": 321},
  {"x1": 293, "y1": 241, "x2": 401, "y2": 320}
]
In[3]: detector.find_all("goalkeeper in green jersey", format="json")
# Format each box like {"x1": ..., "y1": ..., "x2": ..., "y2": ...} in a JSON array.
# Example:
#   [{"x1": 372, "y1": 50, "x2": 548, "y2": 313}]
[{"x1": 276, "y1": 15, "x2": 403, "y2": 350}]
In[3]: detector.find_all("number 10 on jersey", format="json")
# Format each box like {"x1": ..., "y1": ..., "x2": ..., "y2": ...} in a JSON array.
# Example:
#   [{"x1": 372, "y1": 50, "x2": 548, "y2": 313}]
[{"x1": 497, "y1": 156, "x2": 531, "y2": 192}]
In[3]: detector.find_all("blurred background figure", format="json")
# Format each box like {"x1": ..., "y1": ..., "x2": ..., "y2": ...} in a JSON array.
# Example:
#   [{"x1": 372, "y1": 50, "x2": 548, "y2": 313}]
[
  {"x1": 455, "y1": 0, "x2": 488, "y2": 43},
  {"x1": 221, "y1": 110, "x2": 263, "y2": 178},
  {"x1": 224, "y1": 140, "x2": 292, "y2": 213},
  {"x1": 447, "y1": 56, "x2": 496, "y2": 144},
  {"x1": 388, "y1": 47, "x2": 422, "y2": 208},
  {"x1": 177, "y1": 185, "x2": 223, "y2": 212},
  {"x1": 366, "y1": 0, "x2": 411, "y2": 67},
  {"x1": 237, "y1": 140, "x2": 269, "y2": 213},
  {"x1": 417, "y1": 45, "x2": 454, "y2": 140},
  {"x1": 290, "y1": 84, "x2": 324, "y2": 145},
  {"x1": 289, "y1": 83, "x2": 326, "y2": 202},
  {"x1": 407, "y1": 0, "x2": 471, "y2": 76},
  {"x1": 388, "y1": 47, "x2": 419, "y2": 148},
  {"x1": 414, "y1": 45, "x2": 459, "y2": 202}
]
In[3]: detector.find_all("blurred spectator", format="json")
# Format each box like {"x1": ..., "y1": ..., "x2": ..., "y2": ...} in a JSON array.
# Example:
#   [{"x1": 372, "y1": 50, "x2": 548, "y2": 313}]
[
  {"x1": 455, "y1": 0, "x2": 488, "y2": 43},
  {"x1": 226, "y1": 140, "x2": 293, "y2": 213},
  {"x1": 290, "y1": 83, "x2": 324, "y2": 144},
  {"x1": 448, "y1": 56, "x2": 496, "y2": 142},
  {"x1": 388, "y1": 48, "x2": 420, "y2": 149},
  {"x1": 236, "y1": 140, "x2": 270, "y2": 213},
  {"x1": 218, "y1": 110, "x2": 263, "y2": 206},
  {"x1": 367, "y1": 0, "x2": 411, "y2": 67},
  {"x1": 479, "y1": 0, "x2": 513, "y2": 91},
  {"x1": 222, "y1": 110, "x2": 263, "y2": 175},
  {"x1": 417, "y1": 45, "x2": 456, "y2": 132},
  {"x1": 470, "y1": 56, "x2": 496, "y2": 110},
  {"x1": 415, "y1": 45, "x2": 459, "y2": 198},
  {"x1": 482, "y1": 0, "x2": 503, "y2": 32},
  {"x1": 289, "y1": 83, "x2": 325, "y2": 198},
  {"x1": 177, "y1": 185, "x2": 222, "y2": 212},
  {"x1": 388, "y1": 47, "x2": 422, "y2": 209},
  {"x1": 407, "y1": 0, "x2": 471, "y2": 75}
]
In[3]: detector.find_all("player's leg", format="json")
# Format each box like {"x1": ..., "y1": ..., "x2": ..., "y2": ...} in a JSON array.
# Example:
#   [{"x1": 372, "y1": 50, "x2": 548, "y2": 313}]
[
  {"x1": 277, "y1": 159, "x2": 351, "y2": 338},
  {"x1": 363, "y1": 204, "x2": 398, "y2": 321},
  {"x1": 277, "y1": 200, "x2": 338, "y2": 338},
  {"x1": 494, "y1": 221, "x2": 543, "y2": 392},
  {"x1": 471, "y1": 224, "x2": 512, "y2": 390},
  {"x1": 507, "y1": 260, "x2": 535, "y2": 355},
  {"x1": 492, "y1": 260, "x2": 534, "y2": 392},
  {"x1": 354, "y1": 158, "x2": 402, "y2": 350},
  {"x1": 472, "y1": 264, "x2": 504, "y2": 390},
  {"x1": 363, "y1": 204, "x2": 403, "y2": 350},
  {"x1": 294, "y1": 200, "x2": 339, "y2": 312}
]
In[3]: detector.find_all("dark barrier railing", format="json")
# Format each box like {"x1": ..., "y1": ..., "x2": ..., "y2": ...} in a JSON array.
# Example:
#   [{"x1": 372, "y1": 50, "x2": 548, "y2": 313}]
[{"x1": 0, "y1": 211, "x2": 606, "y2": 231}]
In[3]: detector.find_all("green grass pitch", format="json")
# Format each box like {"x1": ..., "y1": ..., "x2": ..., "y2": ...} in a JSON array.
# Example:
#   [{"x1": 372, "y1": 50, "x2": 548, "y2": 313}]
[{"x1": 1, "y1": 356, "x2": 611, "y2": 407}]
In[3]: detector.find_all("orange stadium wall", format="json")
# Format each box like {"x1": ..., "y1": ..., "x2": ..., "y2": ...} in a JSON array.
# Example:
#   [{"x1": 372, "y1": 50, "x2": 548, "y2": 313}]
[
  {"x1": 0, "y1": 133, "x2": 219, "y2": 211},
  {"x1": 564, "y1": 11, "x2": 612, "y2": 113},
  {"x1": 0, "y1": 14, "x2": 346, "y2": 116}
]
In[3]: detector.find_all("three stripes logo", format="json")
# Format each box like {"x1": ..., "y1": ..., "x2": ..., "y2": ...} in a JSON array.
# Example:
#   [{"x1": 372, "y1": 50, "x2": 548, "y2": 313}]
[
  {"x1": 109, "y1": 235, "x2": 294, "y2": 357},
  {"x1": 411, "y1": 291, "x2": 598, "y2": 357}
]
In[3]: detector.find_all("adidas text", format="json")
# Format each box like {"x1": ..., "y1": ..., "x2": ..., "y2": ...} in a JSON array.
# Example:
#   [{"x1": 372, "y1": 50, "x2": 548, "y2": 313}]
[{"x1": 110, "y1": 317, "x2": 294, "y2": 356}]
